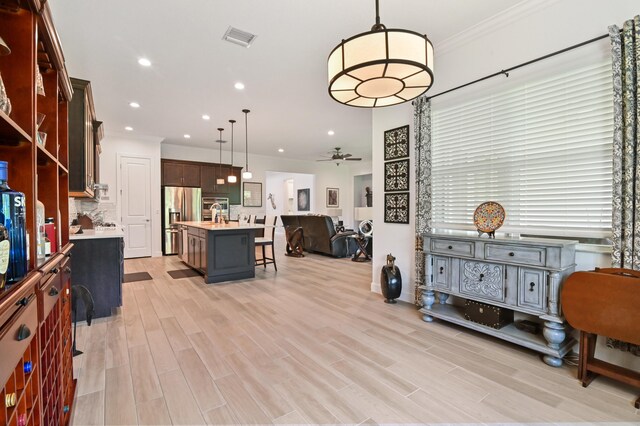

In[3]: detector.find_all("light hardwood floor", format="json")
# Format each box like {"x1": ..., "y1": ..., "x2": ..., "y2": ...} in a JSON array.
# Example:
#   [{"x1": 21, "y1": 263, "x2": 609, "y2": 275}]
[{"x1": 71, "y1": 237, "x2": 640, "y2": 425}]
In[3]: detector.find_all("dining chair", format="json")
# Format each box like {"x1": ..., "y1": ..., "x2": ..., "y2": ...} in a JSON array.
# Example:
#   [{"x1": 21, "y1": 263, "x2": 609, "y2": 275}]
[{"x1": 255, "y1": 215, "x2": 277, "y2": 271}]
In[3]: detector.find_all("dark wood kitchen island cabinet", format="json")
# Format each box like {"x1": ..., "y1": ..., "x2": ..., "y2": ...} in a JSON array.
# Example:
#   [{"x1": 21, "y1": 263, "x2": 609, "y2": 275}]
[{"x1": 70, "y1": 231, "x2": 124, "y2": 319}]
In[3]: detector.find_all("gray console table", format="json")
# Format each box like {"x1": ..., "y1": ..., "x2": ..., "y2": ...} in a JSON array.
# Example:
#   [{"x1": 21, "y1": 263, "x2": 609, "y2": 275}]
[{"x1": 419, "y1": 231, "x2": 577, "y2": 367}]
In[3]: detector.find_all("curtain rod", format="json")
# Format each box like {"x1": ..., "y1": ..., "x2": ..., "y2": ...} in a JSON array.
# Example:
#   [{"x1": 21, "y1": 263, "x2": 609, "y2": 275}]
[{"x1": 421, "y1": 32, "x2": 610, "y2": 102}]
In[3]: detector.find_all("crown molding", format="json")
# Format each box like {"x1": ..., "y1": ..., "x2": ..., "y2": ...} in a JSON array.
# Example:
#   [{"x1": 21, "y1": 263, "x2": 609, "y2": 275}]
[{"x1": 436, "y1": 0, "x2": 562, "y2": 56}]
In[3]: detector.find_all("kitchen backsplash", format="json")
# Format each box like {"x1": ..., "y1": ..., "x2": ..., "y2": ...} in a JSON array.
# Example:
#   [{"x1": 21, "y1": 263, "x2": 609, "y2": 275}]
[{"x1": 69, "y1": 198, "x2": 118, "y2": 225}]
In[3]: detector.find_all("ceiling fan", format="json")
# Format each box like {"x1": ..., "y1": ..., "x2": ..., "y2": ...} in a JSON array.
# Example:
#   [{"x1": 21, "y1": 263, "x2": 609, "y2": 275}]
[{"x1": 317, "y1": 147, "x2": 362, "y2": 166}]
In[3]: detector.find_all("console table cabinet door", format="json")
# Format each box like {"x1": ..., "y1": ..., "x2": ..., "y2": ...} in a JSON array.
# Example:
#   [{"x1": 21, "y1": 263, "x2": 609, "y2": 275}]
[
  {"x1": 433, "y1": 256, "x2": 450, "y2": 290},
  {"x1": 459, "y1": 260, "x2": 505, "y2": 303},
  {"x1": 518, "y1": 268, "x2": 547, "y2": 311}
]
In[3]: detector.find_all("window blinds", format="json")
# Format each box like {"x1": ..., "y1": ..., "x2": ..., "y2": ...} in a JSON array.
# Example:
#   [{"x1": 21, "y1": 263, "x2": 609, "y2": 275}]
[{"x1": 431, "y1": 61, "x2": 613, "y2": 238}]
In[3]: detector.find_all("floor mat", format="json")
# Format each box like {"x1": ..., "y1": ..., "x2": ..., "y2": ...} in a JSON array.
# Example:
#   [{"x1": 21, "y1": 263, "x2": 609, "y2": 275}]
[
  {"x1": 167, "y1": 269, "x2": 201, "y2": 279},
  {"x1": 123, "y1": 272, "x2": 153, "y2": 283}
]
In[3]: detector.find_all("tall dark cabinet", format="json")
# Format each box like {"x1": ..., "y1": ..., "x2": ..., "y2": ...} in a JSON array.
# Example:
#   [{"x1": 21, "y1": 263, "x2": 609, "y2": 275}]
[
  {"x1": 69, "y1": 78, "x2": 102, "y2": 198},
  {"x1": 161, "y1": 159, "x2": 243, "y2": 204}
]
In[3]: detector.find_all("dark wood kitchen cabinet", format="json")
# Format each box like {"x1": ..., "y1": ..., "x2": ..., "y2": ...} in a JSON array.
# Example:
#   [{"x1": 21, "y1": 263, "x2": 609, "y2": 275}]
[
  {"x1": 162, "y1": 160, "x2": 201, "y2": 187},
  {"x1": 69, "y1": 77, "x2": 101, "y2": 198},
  {"x1": 162, "y1": 159, "x2": 243, "y2": 204}
]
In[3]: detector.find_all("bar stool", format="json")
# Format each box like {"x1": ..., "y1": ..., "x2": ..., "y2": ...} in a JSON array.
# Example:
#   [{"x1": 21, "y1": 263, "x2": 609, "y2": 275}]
[{"x1": 255, "y1": 215, "x2": 277, "y2": 271}]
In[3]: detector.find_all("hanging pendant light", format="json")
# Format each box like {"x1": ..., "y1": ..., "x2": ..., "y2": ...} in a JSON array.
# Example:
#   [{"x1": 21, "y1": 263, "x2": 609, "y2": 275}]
[
  {"x1": 327, "y1": 0, "x2": 434, "y2": 108},
  {"x1": 241, "y1": 109, "x2": 252, "y2": 180},
  {"x1": 216, "y1": 128, "x2": 225, "y2": 185},
  {"x1": 227, "y1": 119, "x2": 237, "y2": 183}
]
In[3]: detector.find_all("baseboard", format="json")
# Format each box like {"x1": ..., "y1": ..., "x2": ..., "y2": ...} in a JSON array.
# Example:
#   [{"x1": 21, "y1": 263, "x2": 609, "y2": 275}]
[
  {"x1": 152, "y1": 250, "x2": 163, "y2": 258},
  {"x1": 370, "y1": 281, "x2": 414, "y2": 304}
]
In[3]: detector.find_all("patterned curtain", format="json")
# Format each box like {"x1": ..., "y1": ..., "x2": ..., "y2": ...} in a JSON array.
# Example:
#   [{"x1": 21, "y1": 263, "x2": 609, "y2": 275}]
[
  {"x1": 413, "y1": 96, "x2": 432, "y2": 306},
  {"x1": 608, "y1": 16, "x2": 640, "y2": 355}
]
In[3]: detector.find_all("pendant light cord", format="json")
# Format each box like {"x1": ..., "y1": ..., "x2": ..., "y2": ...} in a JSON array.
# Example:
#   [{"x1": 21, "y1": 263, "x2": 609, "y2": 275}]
[
  {"x1": 229, "y1": 120, "x2": 235, "y2": 166},
  {"x1": 243, "y1": 109, "x2": 250, "y2": 171},
  {"x1": 217, "y1": 128, "x2": 224, "y2": 174}
]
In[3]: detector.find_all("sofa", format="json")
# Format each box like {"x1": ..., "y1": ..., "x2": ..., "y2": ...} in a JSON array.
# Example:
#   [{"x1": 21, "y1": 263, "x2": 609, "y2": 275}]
[{"x1": 280, "y1": 215, "x2": 356, "y2": 257}]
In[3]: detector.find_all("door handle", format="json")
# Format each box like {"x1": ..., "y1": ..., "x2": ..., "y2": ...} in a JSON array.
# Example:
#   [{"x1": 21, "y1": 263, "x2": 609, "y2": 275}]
[{"x1": 146, "y1": 219, "x2": 150, "y2": 222}]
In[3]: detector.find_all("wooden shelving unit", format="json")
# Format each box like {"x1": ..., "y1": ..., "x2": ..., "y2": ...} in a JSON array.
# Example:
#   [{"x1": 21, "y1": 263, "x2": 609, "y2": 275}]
[{"x1": 0, "y1": 1, "x2": 75, "y2": 425}]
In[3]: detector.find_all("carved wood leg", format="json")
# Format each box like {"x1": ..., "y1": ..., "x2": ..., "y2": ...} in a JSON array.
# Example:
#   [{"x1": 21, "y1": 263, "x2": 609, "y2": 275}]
[{"x1": 542, "y1": 321, "x2": 566, "y2": 367}]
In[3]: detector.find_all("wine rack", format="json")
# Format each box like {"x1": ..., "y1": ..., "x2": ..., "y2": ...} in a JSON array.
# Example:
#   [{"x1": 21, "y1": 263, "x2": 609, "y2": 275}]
[{"x1": 0, "y1": 331, "x2": 40, "y2": 426}]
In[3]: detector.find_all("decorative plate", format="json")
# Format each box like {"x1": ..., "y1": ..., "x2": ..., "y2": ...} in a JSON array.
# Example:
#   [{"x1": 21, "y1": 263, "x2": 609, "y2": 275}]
[{"x1": 473, "y1": 201, "x2": 505, "y2": 233}]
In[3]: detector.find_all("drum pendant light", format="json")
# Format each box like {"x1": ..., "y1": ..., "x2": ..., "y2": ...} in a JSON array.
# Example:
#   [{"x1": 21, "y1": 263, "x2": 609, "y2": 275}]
[
  {"x1": 327, "y1": 0, "x2": 434, "y2": 108},
  {"x1": 241, "y1": 109, "x2": 252, "y2": 180},
  {"x1": 227, "y1": 119, "x2": 237, "y2": 183},
  {"x1": 216, "y1": 128, "x2": 225, "y2": 185}
]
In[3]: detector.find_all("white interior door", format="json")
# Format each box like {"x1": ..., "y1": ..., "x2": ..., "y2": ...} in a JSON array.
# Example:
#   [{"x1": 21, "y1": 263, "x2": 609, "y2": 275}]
[{"x1": 120, "y1": 156, "x2": 152, "y2": 258}]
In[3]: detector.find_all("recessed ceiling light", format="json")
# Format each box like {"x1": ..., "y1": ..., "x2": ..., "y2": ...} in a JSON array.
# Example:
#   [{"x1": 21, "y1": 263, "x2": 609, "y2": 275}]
[
  {"x1": 328, "y1": 130, "x2": 335, "y2": 136},
  {"x1": 278, "y1": 148, "x2": 284, "y2": 153},
  {"x1": 234, "y1": 82, "x2": 245, "y2": 90},
  {"x1": 129, "y1": 102, "x2": 140, "y2": 108},
  {"x1": 184, "y1": 134, "x2": 191, "y2": 139},
  {"x1": 138, "y1": 58, "x2": 152, "y2": 67},
  {"x1": 202, "y1": 114, "x2": 210, "y2": 120},
  {"x1": 125, "y1": 126, "x2": 133, "y2": 131}
]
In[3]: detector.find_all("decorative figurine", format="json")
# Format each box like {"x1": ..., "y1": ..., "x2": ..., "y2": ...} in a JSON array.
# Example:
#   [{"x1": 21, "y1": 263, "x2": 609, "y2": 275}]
[{"x1": 380, "y1": 254, "x2": 402, "y2": 303}]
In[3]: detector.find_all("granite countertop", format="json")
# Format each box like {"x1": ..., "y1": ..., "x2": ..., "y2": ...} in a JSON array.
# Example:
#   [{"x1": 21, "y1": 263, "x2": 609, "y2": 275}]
[
  {"x1": 70, "y1": 228, "x2": 125, "y2": 240},
  {"x1": 176, "y1": 221, "x2": 265, "y2": 231}
]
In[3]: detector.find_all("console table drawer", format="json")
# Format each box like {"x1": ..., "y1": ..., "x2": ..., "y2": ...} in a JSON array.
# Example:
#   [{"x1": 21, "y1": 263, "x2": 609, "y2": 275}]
[
  {"x1": 431, "y1": 239, "x2": 474, "y2": 257},
  {"x1": 460, "y1": 260, "x2": 505, "y2": 302},
  {"x1": 518, "y1": 268, "x2": 546, "y2": 311},
  {"x1": 485, "y1": 244, "x2": 546, "y2": 267}
]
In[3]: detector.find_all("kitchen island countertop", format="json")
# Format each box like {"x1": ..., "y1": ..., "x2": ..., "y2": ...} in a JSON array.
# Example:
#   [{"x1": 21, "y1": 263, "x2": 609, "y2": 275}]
[
  {"x1": 175, "y1": 221, "x2": 265, "y2": 231},
  {"x1": 70, "y1": 228, "x2": 125, "y2": 240}
]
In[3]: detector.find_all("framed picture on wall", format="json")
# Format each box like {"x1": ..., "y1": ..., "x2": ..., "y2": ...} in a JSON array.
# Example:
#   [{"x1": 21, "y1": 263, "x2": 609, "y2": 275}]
[
  {"x1": 384, "y1": 159, "x2": 410, "y2": 192},
  {"x1": 384, "y1": 192, "x2": 409, "y2": 224},
  {"x1": 297, "y1": 188, "x2": 310, "y2": 211},
  {"x1": 243, "y1": 182, "x2": 262, "y2": 207},
  {"x1": 326, "y1": 188, "x2": 339, "y2": 208},
  {"x1": 384, "y1": 124, "x2": 410, "y2": 160}
]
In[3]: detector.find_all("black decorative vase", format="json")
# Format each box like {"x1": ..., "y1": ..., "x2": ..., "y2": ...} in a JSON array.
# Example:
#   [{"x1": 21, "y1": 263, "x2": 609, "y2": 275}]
[{"x1": 380, "y1": 254, "x2": 402, "y2": 303}]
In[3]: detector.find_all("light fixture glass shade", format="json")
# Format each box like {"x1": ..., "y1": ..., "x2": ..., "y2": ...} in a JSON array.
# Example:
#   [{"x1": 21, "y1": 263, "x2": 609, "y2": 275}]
[
  {"x1": 242, "y1": 171, "x2": 252, "y2": 180},
  {"x1": 227, "y1": 175, "x2": 237, "y2": 183},
  {"x1": 328, "y1": 28, "x2": 434, "y2": 108},
  {"x1": 216, "y1": 178, "x2": 225, "y2": 185}
]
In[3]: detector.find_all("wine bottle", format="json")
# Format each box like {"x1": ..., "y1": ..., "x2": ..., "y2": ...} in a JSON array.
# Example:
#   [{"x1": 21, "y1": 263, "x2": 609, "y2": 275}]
[
  {"x1": 0, "y1": 224, "x2": 8, "y2": 289},
  {"x1": 0, "y1": 161, "x2": 27, "y2": 285}
]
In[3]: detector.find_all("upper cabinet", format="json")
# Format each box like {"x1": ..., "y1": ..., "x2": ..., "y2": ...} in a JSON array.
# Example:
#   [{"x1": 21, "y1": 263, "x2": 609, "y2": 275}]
[
  {"x1": 162, "y1": 159, "x2": 243, "y2": 203},
  {"x1": 69, "y1": 77, "x2": 101, "y2": 198},
  {"x1": 162, "y1": 160, "x2": 201, "y2": 187}
]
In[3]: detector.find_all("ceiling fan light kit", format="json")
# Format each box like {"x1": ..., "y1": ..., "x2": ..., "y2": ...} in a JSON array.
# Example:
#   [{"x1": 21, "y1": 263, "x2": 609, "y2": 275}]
[
  {"x1": 328, "y1": 0, "x2": 434, "y2": 108},
  {"x1": 318, "y1": 147, "x2": 363, "y2": 166}
]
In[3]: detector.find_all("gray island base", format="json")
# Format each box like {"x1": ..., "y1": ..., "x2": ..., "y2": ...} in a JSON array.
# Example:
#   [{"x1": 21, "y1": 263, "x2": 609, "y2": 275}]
[{"x1": 176, "y1": 221, "x2": 264, "y2": 283}]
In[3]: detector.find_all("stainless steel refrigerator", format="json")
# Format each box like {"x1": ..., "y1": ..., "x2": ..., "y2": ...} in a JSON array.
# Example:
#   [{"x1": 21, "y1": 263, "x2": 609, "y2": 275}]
[{"x1": 162, "y1": 187, "x2": 202, "y2": 255}]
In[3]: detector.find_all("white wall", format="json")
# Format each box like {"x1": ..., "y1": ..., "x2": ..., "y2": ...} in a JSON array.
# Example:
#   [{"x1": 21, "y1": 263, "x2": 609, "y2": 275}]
[
  {"x1": 372, "y1": 103, "x2": 416, "y2": 302},
  {"x1": 265, "y1": 171, "x2": 316, "y2": 225},
  {"x1": 99, "y1": 133, "x2": 163, "y2": 257},
  {"x1": 371, "y1": 0, "x2": 640, "y2": 368},
  {"x1": 161, "y1": 143, "x2": 370, "y2": 227}
]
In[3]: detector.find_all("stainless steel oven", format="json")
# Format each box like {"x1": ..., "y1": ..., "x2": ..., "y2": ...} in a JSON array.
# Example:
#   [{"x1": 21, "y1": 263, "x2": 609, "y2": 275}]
[{"x1": 202, "y1": 197, "x2": 229, "y2": 221}]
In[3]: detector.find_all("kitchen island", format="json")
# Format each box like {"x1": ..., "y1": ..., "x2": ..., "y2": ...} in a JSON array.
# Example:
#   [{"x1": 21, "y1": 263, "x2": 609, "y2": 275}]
[
  {"x1": 176, "y1": 221, "x2": 264, "y2": 283},
  {"x1": 70, "y1": 228, "x2": 125, "y2": 318}
]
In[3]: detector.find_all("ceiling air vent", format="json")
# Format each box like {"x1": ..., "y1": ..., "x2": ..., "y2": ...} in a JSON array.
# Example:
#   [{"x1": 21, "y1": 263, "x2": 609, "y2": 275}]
[{"x1": 222, "y1": 26, "x2": 257, "y2": 48}]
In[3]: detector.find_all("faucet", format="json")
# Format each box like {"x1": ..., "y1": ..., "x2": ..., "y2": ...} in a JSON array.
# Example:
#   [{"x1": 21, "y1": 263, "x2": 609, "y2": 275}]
[{"x1": 209, "y1": 203, "x2": 222, "y2": 223}]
